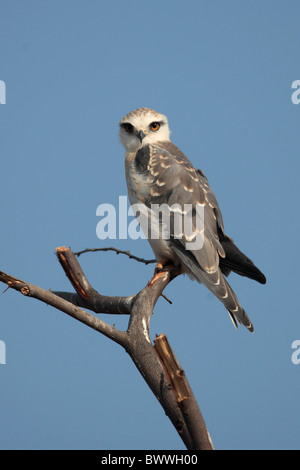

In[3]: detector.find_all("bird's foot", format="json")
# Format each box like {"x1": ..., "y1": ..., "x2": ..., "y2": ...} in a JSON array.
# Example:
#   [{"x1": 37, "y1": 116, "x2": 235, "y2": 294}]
[
  {"x1": 148, "y1": 270, "x2": 167, "y2": 287},
  {"x1": 148, "y1": 259, "x2": 175, "y2": 287},
  {"x1": 154, "y1": 258, "x2": 170, "y2": 274}
]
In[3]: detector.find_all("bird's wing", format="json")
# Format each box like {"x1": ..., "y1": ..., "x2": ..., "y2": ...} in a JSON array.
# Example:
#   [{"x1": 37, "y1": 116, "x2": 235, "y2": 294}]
[
  {"x1": 195, "y1": 168, "x2": 266, "y2": 284},
  {"x1": 145, "y1": 141, "x2": 225, "y2": 270},
  {"x1": 136, "y1": 141, "x2": 255, "y2": 331}
]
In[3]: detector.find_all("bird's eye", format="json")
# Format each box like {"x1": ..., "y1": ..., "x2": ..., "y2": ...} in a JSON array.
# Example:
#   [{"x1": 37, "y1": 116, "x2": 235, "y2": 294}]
[
  {"x1": 150, "y1": 122, "x2": 160, "y2": 132},
  {"x1": 123, "y1": 123, "x2": 134, "y2": 134}
]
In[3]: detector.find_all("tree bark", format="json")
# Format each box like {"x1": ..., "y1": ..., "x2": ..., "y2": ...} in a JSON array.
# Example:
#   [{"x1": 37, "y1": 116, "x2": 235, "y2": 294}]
[{"x1": 0, "y1": 246, "x2": 214, "y2": 450}]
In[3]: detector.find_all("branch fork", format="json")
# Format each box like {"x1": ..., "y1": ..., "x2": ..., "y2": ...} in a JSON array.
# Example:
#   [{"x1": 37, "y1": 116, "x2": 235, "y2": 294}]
[{"x1": 0, "y1": 246, "x2": 214, "y2": 450}]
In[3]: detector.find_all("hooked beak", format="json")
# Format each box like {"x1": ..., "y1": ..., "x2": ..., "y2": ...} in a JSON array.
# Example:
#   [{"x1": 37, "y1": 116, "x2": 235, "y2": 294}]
[{"x1": 137, "y1": 130, "x2": 146, "y2": 143}]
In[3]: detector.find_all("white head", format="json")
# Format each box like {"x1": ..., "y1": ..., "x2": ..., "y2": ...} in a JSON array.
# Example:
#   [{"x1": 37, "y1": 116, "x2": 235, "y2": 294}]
[{"x1": 119, "y1": 107, "x2": 171, "y2": 152}]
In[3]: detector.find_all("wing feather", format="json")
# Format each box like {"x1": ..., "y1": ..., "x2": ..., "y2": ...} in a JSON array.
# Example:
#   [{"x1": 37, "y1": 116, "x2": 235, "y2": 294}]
[{"x1": 133, "y1": 140, "x2": 265, "y2": 332}]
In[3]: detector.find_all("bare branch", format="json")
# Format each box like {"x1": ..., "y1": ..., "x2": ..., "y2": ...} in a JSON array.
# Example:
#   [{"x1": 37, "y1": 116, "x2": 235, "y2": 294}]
[
  {"x1": 0, "y1": 270, "x2": 127, "y2": 345},
  {"x1": 154, "y1": 334, "x2": 214, "y2": 450},
  {"x1": 0, "y1": 247, "x2": 214, "y2": 450},
  {"x1": 154, "y1": 333, "x2": 189, "y2": 402},
  {"x1": 56, "y1": 246, "x2": 94, "y2": 299},
  {"x1": 58, "y1": 246, "x2": 172, "y2": 307},
  {"x1": 54, "y1": 247, "x2": 135, "y2": 315},
  {"x1": 74, "y1": 246, "x2": 156, "y2": 265}
]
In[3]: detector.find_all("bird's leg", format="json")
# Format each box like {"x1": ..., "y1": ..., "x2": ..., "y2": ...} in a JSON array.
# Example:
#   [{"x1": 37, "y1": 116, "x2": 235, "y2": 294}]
[
  {"x1": 154, "y1": 258, "x2": 170, "y2": 274},
  {"x1": 148, "y1": 258, "x2": 174, "y2": 287}
]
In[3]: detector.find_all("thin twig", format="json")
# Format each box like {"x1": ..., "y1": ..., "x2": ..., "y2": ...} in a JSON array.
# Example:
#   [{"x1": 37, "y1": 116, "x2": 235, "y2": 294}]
[
  {"x1": 161, "y1": 293, "x2": 172, "y2": 304},
  {"x1": 74, "y1": 247, "x2": 156, "y2": 265},
  {"x1": 73, "y1": 247, "x2": 172, "y2": 304}
]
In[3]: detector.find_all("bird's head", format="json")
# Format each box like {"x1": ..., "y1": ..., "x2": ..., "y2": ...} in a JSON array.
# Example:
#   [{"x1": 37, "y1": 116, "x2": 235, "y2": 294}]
[{"x1": 119, "y1": 107, "x2": 171, "y2": 152}]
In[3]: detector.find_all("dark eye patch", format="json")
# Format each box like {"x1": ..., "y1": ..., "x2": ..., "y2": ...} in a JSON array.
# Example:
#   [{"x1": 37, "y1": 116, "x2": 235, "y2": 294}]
[{"x1": 121, "y1": 123, "x2": 134, "y2": 134}]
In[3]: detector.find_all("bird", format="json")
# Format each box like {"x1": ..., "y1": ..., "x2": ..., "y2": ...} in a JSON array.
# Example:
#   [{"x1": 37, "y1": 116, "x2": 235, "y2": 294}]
[{"x1": 119, "y1": 107, "x2": 266, "y2": 332}]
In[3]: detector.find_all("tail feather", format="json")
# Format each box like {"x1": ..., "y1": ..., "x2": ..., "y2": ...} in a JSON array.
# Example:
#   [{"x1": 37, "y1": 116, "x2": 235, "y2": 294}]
[
  {"x1": 203, "y1": 271, "x2": 255, "y2": 333},
  {"x1": 171, "y1": 242, "x2": 254, "y2": 332},
  {"x1": 220, "y1": 238, "x2": 266, "y2": 285},
  {"x1": 209, "y1": 273, "x2": 255, "y2": 333},
  {"x1": 226, "y1": 307, "x2": 254, "y2": 333}
]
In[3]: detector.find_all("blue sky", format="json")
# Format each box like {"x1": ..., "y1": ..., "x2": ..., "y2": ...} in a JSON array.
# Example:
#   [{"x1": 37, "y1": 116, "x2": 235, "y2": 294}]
[{"x1": 0, "y1": 0, "x2": 299, "y2": 450}]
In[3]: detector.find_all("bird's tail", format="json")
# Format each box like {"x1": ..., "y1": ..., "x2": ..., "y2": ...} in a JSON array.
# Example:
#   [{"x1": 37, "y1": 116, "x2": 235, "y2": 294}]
[
  {"x1": 219, "y1": 237, "x2": 266, "y2": 285},
  {"x1": 202, "y1": 269, "x2": 255, "y2": 333},
  {"x1": 172, "y1": 242, "x2": 255, "y2": 332}
]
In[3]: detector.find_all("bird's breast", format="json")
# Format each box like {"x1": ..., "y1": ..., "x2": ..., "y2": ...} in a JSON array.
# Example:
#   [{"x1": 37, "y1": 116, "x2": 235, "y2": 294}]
[{"x1": 125, "y1": 151, "x2": 152, "y2": 205}]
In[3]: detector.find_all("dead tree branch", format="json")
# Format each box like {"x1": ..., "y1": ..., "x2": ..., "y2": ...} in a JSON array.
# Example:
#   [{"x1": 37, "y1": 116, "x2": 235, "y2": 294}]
[
  {"x1": 0, "y1": 246, "x2": 214, "y2": 450},
  {"x1": 154, "y1": 334, "x2": 214, "y2": 450},
  {"x1": 74, "y1": 246, "x2": 156, "y2": 265}
]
